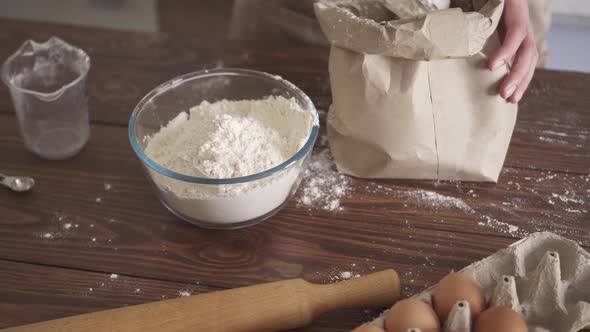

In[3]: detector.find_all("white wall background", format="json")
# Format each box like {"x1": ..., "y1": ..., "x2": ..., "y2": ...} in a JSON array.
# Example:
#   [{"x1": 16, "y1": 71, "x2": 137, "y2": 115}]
[{"x1": 552, "y1": 0, "x2": 590, "y2": 17}]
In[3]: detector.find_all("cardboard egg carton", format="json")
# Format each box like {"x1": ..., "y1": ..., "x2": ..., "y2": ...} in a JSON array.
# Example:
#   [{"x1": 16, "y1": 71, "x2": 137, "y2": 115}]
[{"x1": 366, "y1": 232, "x2": 590, "y2": 331}]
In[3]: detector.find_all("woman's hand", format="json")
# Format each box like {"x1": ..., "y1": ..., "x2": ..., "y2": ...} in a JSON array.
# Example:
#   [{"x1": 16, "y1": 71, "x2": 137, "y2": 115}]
[{"x1": 489, "y1": 0, "x2": 538, "y2": 104}]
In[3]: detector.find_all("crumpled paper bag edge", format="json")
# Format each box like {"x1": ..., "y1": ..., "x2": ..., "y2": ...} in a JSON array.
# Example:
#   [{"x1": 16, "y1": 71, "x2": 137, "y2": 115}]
[{"x1": 314, "y1": 0, "x2": 504, "y2": 61}]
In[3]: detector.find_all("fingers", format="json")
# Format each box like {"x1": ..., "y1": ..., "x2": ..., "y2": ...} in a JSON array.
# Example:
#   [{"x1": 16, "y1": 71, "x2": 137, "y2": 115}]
[
  {"x1": 509, "y1": 54, "x2": 537, "y2": 103},
  {"x1": 490, "y1": 0, "x2": 537, "y2": 103},
  {"x1": 501, "y1": 35, "x2": 538, "y2": 103},
  {"x1": 489, "y1": 25, "x2": 527, "y2": 71},
  {"x1": 489, "y1": 0, "x2": 529, "y2": 71}
]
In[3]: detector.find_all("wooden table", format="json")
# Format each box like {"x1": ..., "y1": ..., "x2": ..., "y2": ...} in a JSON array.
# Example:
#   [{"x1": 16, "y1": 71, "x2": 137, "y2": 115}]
[{"x1": 0, "y1": 18, "x2": 588, "y2": 331}]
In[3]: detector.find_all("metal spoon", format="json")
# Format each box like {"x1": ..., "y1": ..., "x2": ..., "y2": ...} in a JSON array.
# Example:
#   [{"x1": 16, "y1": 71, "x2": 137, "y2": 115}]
[{"x1": 0, "y1": 173, "x2": 35, "y2": 192}]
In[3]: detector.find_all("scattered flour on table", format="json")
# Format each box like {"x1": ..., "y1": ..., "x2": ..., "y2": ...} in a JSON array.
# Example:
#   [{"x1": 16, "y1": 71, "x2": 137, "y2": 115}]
[
  {"x1": 551, "y1": 192, "x2": 585, "y2": 205},
  {"x1": 295, "y1": 115, "x2": 352, "y2": 212},
  {"x1": 564, "y1": 208, "x2": 583, "y2": 214},
  {"x1": 539, "y1": 130, "x2": 569, "y2": 137},
  {"x1": 296, "y1": 148, "x2": 351, "y2": 212},
  {"x1": 478, "y1": 216, "x2": 519, "y2": 234},
  {"x1": 499, "y1": 169, "x2": 589, "y2": 243},
  {"x1": 178, "y1": 290, "x2": 193, "y2": 297},
  {"x1": 293, "y1": 128, "x2": 520, "y2": 236},
  {"x1": 367, "y1": 185, "x2": 523, "y2": 235},
  {"x1": 37, "y1": 213, "x2": 81, "y2": 240},
  {"x1": 402, "y1": 190, "x2": 473, "y2": 212},
  {"x1": 538, "y1": 136, "x2": 569, "y2": 145},
  {"x1": 368, "y1": 185, "x2": 473, "y2": 211},
  {"x1": 35, "y1": 214, "x2": 105, "y2": 244},
  {"x1": 329, "y1": 271, "x2": 360, "y2": 281}
]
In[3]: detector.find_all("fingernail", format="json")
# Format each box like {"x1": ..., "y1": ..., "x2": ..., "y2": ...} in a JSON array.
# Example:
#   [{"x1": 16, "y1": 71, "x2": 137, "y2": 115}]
[
  {"x1": 504, "y1": 84, "x2": 516, "y2": 98},
  {"x1": 513, "y1": 89, "x2": 524, "y2": 103},
  {"x1": 491, "y1": 59, "x2": 505, "y2": 70}
]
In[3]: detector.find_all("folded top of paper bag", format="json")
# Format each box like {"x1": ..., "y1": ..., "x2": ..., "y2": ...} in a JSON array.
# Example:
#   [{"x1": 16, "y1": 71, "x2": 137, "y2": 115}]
[{"x1": 314, "y1": 0, "x2": 505, "y2": 60}]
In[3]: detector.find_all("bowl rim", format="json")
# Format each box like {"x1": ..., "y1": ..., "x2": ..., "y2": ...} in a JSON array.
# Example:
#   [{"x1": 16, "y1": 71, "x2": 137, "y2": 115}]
[{"x1": 128, "y1": 68, "x2": 320, "y2": 185}]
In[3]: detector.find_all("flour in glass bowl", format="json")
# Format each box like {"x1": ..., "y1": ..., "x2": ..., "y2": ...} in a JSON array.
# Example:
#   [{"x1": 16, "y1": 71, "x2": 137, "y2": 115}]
[{"x1": 144, "y1": 96, "x2": 317, "y2": 225}]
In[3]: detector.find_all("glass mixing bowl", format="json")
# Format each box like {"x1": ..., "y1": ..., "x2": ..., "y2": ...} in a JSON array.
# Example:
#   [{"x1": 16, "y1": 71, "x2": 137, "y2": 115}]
[{"x1": 129, "y1": 69, "x2": 319, "y2": 229}]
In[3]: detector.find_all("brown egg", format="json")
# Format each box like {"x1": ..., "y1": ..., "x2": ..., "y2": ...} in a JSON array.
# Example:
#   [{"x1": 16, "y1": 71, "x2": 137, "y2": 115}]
[
  {"x1": 385, "y1": 299, "x2": 440, "y2": 332},
  {"x1": 352, "y1": 324, "x2": 387, "y2": 332},
  {"x1": 474, "y1": 306, "x2": 528, "y2": 332},
  {"x1": 432, "y1": 272, "x2": 486, "y2": 322}
]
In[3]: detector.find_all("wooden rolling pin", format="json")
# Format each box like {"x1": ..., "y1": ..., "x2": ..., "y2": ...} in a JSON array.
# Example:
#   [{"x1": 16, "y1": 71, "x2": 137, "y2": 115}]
[{"x1": 4, "y1": 269, "x2": 400, "y2": 332}]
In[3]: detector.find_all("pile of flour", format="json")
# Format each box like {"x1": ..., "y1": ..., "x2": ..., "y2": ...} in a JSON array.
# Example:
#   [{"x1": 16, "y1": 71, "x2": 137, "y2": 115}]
[
  {"x1": 143, "y1": 96, "x2": 316, "y2": 224},
  {"x1": 146, "y1": 96, "x2": 313, "y2": 180}
]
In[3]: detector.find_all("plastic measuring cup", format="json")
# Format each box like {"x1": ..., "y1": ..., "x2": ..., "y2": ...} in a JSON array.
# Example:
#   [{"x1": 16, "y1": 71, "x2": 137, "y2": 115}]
[{"x1": 1, "y1": 37, "x2": 91, "y2": 160}]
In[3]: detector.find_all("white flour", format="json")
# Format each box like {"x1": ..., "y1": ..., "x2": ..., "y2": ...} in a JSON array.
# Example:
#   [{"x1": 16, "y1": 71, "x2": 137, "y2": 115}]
[
  {"x1": 295, "y1": 112, "x2": 352, "y2": 212},
  {"x1": 144, "y1": 96, "x2": 316, "y2": 224},
  {"x1": 402, "y1": 189, "x2": 473, "y2": 212},
  {"x1": 146, "y1": 97, "x2": 309, "y2": 180},
  {"x1": 297, "y1": 148, "x2": 351, "y2": 212}
]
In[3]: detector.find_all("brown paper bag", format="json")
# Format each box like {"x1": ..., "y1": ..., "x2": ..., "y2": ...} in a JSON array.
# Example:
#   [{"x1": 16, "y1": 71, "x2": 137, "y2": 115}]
[{"x1": 315, "y1": 0, "x2": 517, "y2": 182}]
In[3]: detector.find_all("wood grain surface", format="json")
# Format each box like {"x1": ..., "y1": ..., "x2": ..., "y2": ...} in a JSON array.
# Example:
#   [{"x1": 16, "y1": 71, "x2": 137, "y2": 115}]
[{"x1": 0, "y1": 17, "x2": 589, "y2": 331}]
